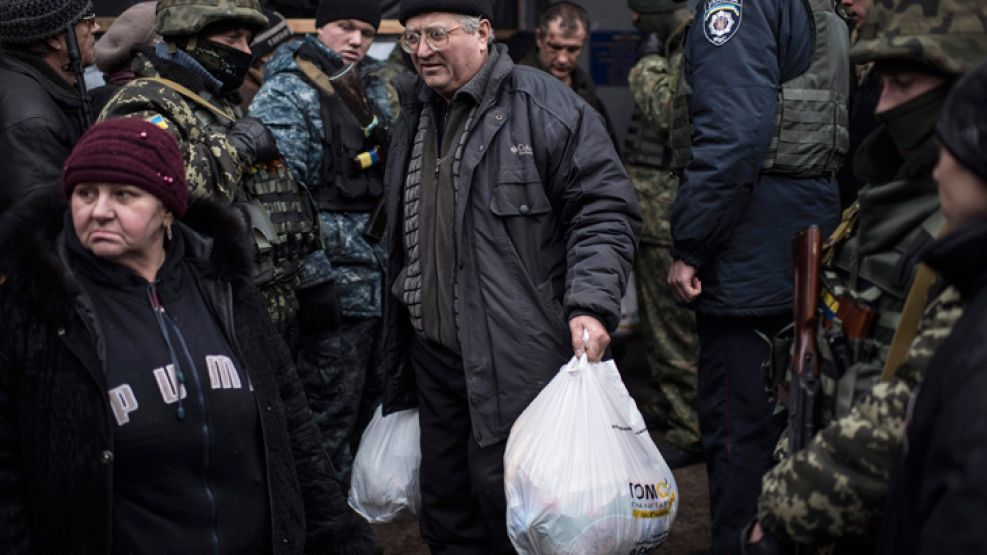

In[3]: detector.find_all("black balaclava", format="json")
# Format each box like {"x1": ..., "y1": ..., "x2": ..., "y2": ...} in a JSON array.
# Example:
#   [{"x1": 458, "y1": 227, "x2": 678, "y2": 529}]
[
  {"x1": 875, "y1": 82, "x2": 952, "y2": 155},
  {"x1": 184, "y1": 37, "x2": 254, "y2": 93}
]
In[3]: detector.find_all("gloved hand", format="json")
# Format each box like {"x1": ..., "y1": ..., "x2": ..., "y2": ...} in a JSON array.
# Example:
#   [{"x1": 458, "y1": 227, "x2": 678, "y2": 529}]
[
  {"x1": 296, "y1": 280, "x2": 341, "y2": 335},
  {"x1": 227, "y1": 116, "x2": 281, "y2": 166}
]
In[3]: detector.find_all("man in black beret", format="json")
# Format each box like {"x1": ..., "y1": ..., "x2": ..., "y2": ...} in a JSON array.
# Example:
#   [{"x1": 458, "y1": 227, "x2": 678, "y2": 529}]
[
  {"x1": 0, "y1": 0, "x2": 99, "y2": 213},
  {"x1": 378, "y1": 0, "x2": 641, "y2": 551}
]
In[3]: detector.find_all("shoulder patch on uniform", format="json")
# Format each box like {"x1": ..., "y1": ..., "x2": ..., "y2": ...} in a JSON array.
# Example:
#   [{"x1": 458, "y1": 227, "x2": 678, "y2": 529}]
[
  {"x1": 703, "y1": 0, "x2": 743, "y2": 46},
  {"x1": 147, "y1": 114, "x2": 169, "y2": 130}
]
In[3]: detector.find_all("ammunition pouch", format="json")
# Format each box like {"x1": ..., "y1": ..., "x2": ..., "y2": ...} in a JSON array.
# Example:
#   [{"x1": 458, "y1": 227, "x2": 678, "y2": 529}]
[{"x1": 235, "y1": 161, "x2": 321, "y2": 288}]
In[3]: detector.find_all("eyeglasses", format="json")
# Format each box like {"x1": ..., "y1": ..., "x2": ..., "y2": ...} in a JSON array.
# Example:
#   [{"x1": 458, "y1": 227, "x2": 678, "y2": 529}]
[
  {"x1": 78, "y1": 13, "x2": 97, "y2": 28},
  {"x1": 398, "y1": 26, "x2": 465, "y2": 54}
]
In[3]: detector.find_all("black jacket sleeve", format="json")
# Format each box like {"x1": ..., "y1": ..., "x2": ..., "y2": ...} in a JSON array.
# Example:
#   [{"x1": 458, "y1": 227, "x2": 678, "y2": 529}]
[
  {"x1": 0, "y1": 319, "x2": 32, "y2": 554},
  {"x1": 0, "y1": 117, "x2": 69, "y2": 213}
]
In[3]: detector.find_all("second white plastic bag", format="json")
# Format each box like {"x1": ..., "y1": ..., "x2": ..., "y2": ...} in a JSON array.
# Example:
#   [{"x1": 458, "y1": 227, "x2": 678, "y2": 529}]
[
  {"x1": 348, "y1": 405, "x2": 421, "y2": 523},
  {"x1": 504, "y1": 355, "x2": 678, "y2": 554}
]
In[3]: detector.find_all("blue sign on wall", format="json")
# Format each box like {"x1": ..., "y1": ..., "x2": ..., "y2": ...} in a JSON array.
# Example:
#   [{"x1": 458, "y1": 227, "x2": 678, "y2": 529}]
[{"x1": 589, "y1": 31, "x2": 644, "y2": 87}]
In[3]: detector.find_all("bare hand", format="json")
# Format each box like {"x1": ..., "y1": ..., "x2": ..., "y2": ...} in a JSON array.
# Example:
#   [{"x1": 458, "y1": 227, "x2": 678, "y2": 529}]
[
  {"x1": 569, "y1": 315, "x2": 609, "y2": 362},
  {"x1": 748, "y1": 521, "x2": 764, "y2": 543},
  {"x1": 667, "y1": 260, "x2": 702, "y2": 303}
]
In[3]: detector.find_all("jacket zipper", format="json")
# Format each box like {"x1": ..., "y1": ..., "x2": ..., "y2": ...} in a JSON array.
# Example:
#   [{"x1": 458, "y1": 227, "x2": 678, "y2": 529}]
[{"x1": 147, "y1": 283, "x2": 221, "y2": 555}]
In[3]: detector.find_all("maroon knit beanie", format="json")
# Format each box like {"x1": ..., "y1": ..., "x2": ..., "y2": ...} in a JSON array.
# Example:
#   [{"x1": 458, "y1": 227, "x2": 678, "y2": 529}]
[{"x1": 62, "y1": 118, "x2": 189, "y2": 217}]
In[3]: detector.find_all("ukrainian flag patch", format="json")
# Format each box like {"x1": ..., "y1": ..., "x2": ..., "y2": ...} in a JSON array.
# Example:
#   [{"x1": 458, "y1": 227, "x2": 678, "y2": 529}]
[{"x1": 147, "y1": 114, "x2": 169, "y2": 130}]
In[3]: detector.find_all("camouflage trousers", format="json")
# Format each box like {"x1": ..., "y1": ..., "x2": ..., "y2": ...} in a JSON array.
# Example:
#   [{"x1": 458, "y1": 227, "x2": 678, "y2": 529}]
[
  {"x1": 295, "y1": 317, "x2": 384, "y2": 479},
  {"x1": 635, "y1": 238, "x2": 702, "y2": 450}
]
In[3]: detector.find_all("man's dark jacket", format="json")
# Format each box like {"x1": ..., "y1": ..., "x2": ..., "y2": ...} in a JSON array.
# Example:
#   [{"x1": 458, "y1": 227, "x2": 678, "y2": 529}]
[
  {"x1": 380, "y1": 45, "x2": 641, "y2": 447},
  {"x1": 0, "y1": 51, "x2": 86, "y2": 213},
  {"x1": 877, "y1": 216, "x2": 987, "y2": 555},
  {"x1": 0, "y1": 192, "x2": 376, "y2": 555}
]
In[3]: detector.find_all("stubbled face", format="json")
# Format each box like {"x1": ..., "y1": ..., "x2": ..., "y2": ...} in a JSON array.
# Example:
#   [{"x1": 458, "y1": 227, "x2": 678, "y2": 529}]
[
  {"x1": 317, "y1": 19, "x2": 376, "y2": 64},
  {"x1": 535, "y1": 19, "x2": 586, "y2": 84},
  {"x1": 875, "y1": 70, "x2": 946, "y2": 113},
  {"x1": 934, "y1": 147, "x2": 987, "y2": 231},
  {"x1": 71, "y1": 183, "x2": 172, "y2": 275},
  {"x1": 206, "y1": 27, "x2": 253, "y2": 54},
  {"x1": 404, "y1": 12, "x2": 490, "y2": 100},
  {"x1": 840, "y1": 0, "x2": 871, "y2": 26}
]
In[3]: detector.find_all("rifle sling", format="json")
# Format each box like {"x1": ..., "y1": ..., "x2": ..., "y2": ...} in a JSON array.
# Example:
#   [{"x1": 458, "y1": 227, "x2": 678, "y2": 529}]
[
  {"x1": 880, "y1": 262, "x2": 935, "y2": 382},
  {"x1": 141, "y1": 76, "x2": 236, "y2": 123},
  {"x1": 295, "y1": 55, "x2": 337, "y2": 99}
]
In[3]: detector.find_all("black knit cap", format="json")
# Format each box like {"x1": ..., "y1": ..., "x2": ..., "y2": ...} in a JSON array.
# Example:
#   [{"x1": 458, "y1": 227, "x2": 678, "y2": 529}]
[
  {"x1": 316, "y1": 0, "x2": 382, "y2": 30},
  {"x1": 0, "y1": 0, "x2": 93, "y2": 45},
  {"x1": 937, "y1": 59, "x2": 987, "y2": 184},
  {"x1": 251, "y1": 8, "x2": 293, "y2": 59},
  {"x1": 399, "y1": 0, "x2": 493, "y2": 24}
]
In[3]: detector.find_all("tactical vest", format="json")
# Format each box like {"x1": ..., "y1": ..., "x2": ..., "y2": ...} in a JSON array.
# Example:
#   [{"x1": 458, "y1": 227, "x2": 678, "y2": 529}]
[
  {"x1": 152, "y1": 79, "x2": 321, "y2": 289},
  {"x1": 313, "y1": 92, "x2": 386, "y2": 212},
  {"x1": 294, "y1": 46, "x2": 386, "y2": 214},
  {"x1": 669, "y1": 0, "x2": 850, "y2": 177},
  {"x1": 624, "y1": 105, "x2": 673, "y2": 169}
]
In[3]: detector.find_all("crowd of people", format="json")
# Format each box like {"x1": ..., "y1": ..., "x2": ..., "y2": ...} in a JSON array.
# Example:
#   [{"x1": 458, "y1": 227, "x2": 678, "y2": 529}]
[{"x1": 0, "y1": 0, "x2": 985, "y2": 553}]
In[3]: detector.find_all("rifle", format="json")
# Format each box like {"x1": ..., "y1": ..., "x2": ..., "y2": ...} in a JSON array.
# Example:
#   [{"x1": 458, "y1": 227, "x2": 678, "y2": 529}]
[
  {"x1": 63, "y1": 24, "x2": 93, "y2": 128},
  {"x1": 788, "y1": 226, "x2": 822, "y2": 453},
  {"x1": 328, "y1": 62, "x2": 390, "y2": 243}
]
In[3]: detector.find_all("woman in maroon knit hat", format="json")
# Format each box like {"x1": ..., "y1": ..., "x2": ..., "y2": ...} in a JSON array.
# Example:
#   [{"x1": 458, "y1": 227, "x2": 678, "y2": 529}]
[{"x1": 0, "y1": 118, "x2": 377, "y2": 554}]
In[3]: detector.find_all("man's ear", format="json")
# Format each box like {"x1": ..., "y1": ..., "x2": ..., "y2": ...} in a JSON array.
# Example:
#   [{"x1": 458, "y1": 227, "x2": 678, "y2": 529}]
[
  {"x1": 45, "y1": 33, "x2": 65, "y2": 53},
  {"x1": 478, "y1": 19, "x2": 493, "y2": 46}
]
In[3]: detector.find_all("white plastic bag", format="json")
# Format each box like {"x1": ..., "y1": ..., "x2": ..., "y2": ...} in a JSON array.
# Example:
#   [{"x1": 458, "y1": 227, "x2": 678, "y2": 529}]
[
  {"x1": 504, "y1": 356, "x2": 678, "y2": 554},
  {"x1": 347, "y1": 405, "x2": 421, "y2": 523}
]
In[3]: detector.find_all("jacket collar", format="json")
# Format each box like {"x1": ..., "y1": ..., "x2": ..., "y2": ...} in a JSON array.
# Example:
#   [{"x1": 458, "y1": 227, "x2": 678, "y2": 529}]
[{"x1": 923, "y1": 217, "x2": 987, "y2": 299}]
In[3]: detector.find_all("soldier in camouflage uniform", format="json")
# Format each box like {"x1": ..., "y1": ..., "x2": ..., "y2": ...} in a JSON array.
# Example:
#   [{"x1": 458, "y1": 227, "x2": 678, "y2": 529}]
[
  {"x1": 624, "y1": 0, "x2": 702, "y2": 467},
  {"x1": 98, "y1": 0, "x2": 325, "y2": 337},
  {"x1": 248, "y1": 0, "x2": 393, "y2": 477},
  {"x1": 744, "y1": 0, "x2": 987, "y2": 550}
]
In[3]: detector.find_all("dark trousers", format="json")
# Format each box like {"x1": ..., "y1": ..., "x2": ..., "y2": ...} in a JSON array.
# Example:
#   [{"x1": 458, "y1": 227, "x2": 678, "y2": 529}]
[
  {"x1": 695, "y1": 313, "x2": 788, "y2": 555},
  {"x1": 410, "y1": 336, "x2": 515, "y2": 555}
]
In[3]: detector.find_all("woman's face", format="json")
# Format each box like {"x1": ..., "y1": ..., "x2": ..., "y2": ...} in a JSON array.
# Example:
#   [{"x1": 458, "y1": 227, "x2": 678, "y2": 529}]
[
  {"x1": 934, "y1": 147, "x2": 987, "y2": 231},
  {"x1": 71, "y1": 183, "x2": 172, "y2": 273}
]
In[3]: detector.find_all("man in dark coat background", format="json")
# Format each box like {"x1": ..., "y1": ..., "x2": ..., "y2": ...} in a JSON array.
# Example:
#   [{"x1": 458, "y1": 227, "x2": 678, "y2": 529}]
[
  {"x1": 0, "y1": 0, "x2": 98, "y2": 213},
  {"x1": 380, "y1": 0, "x2": 641, "y2": 550}
]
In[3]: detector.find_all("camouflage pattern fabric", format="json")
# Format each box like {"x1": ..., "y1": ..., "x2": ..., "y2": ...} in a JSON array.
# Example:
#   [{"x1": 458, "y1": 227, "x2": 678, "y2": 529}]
[
  {"x1": 98, "y1": 51, "x2": 301, "y2": 330},
  {"x1": 375, "y1": 45, "x2": 413, "y2": 119},
  {"x1": 294, "y1": 317, "x2": 383, "y2": 478},
  {"x1": 154, "y1": 0, "x2": 268, "y2": 38},
  {"x1": 250, "y1": 35, "x2": 392, "y2": 316},
  {"x1": 850, "y1": 0, "x2": 987, "y2": 76},
  {"x1": 627, "y1": 46, "x2": 701, "y2": 450},
  {"x1": 757, "y1": 287, "x2": 963, "y2": 545},
  {"x1": 98, "y1": 52, "x2": 243, "y2": 201}
]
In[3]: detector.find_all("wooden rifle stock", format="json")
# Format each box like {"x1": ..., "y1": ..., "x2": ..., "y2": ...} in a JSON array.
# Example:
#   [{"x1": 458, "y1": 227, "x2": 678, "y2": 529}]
[{"x1": 788, "y1": 226, "x2": 822, "y2": 453}]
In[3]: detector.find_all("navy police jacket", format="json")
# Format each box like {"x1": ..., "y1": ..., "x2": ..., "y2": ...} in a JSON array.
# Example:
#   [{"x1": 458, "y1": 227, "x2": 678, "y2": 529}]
[{"x1": 671, "y1": 0, "x2": 841, "y2": 316}]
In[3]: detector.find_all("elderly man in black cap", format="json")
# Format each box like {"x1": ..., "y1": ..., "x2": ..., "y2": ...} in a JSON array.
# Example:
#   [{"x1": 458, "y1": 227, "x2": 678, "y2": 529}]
[
  {"x1": 378, "y1": 0, "x2": 641, "y2": 551},
  {"x1": 0, "y1": 0, "x2": 99, "y2": 213}
]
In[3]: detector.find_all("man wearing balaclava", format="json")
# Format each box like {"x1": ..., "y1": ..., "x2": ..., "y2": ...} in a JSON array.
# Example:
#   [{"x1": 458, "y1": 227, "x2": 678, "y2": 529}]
[{"x1": 99, "y1": 0, "x2": 329, "y2": 342}]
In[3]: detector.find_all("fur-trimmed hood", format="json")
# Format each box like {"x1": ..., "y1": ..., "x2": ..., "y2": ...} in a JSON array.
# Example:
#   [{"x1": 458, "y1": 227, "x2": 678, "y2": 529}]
[{"x1": 0, "y1": 189, "x2": 254, "y2": 327}]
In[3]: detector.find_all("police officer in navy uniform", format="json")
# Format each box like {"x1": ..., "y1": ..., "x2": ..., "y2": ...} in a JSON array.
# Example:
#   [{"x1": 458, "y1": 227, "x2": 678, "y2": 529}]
[{"x1": 666, "y1": 0, "x2": 848, "y2": 551}]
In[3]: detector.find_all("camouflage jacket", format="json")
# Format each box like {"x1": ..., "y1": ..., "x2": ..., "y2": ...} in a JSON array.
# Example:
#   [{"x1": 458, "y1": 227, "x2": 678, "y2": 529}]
[
  {"x1": 98, "y1": 45, "x2": 244, "y2": 201},
  {"x1": 625, "y1": 43, "x2": 684, "y2": 245},
  {"x1": 757, "y1": 286, "x2": 964, "y2": 545},
  {"x1": 249, "y1": 36, "x2": 393, "y2": 317}
]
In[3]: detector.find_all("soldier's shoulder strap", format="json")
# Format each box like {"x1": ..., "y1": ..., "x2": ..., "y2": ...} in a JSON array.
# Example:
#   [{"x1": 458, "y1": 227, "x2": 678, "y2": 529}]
[
  {"x1": 880, "y1": 262, "x2": 937, "y2": 382},
  {"x1": 294, "y1": 54, "x2": 337, "y2": 98},
  {"x1": 140, "y1": 76, "x2": 236, "y2": 123},
  {"x1": 822, "y1": 201, "x2": 860, "y2": 263}
]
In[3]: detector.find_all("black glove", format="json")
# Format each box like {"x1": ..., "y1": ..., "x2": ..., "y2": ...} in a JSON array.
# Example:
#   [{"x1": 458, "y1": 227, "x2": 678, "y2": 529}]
[
  {"x1": 296, "y1": 281, "x2": 341, "y2": 335},
  {"x1": 227, "y1": 116, "x2": 281, "y2": 166},
  {"x1": 739, "y1": 520, "x2": 793, "y2": 555}
]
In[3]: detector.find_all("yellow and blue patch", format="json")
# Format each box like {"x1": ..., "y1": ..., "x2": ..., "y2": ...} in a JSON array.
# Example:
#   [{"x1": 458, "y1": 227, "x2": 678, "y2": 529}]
[{"x1": 147, "y1": 114, "x2": 169, "y2": 130}]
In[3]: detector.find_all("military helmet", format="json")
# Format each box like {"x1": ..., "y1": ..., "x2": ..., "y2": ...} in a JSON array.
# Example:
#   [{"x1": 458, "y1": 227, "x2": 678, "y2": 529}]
[
  {"x1": 850, "y1": 0, "x2": 987, "y2": 76},
  {"x1": 155, "y1": 0, "x2": 269, "y2": 38}
]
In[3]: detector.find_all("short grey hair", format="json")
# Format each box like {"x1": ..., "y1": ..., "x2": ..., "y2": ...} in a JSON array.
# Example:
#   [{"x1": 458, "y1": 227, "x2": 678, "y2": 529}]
[{"x1": 459, "y1": 14, "x2": 494, "y2": 42}]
